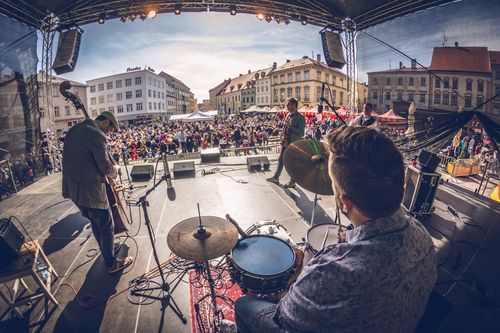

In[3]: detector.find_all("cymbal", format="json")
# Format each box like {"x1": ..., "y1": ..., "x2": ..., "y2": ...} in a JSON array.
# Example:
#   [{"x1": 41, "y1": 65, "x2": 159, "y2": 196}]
[
  {"x1": 167, "y1": 216, "x2": 238, "y2": 261},
  {"x1": 283, "y1": 139, "x2": 334, "y2": 195}
]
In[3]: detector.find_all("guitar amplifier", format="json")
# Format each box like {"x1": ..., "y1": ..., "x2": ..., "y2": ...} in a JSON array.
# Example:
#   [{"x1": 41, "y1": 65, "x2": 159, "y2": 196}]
[
  {"x1": 130, "y1": 165, "x2": 154, "y2": 181},
  {"x1": 173, "y1": 161, "x2": 196, "y2": 178},
  {"x1": 247, "y1": 156, "x2": 270, "y2": 172},
  {"x1": 201, "y1": 148, "x2": 221, "y2": 163},
  {"x1": 0, "y1": 218, "x2": 25, "y2": 269},
  {"x1": 402, "y1": 165, "x2": 440, "y2": 216}
]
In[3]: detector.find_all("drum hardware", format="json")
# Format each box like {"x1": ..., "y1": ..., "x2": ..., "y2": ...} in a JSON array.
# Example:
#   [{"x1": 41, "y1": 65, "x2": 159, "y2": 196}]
[
  {"x1": 225, "y1": 214, "x2": 248, "y2": 239},
  {"x1": 245, "y1": 219, "x2": 295, "y2": 246}
]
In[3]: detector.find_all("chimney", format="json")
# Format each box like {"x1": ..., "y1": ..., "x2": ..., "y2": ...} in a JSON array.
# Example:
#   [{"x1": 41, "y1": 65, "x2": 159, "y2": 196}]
[
  {"x1": 272, "y1": 62, "x2": 277, "y2": 69},
  {"x1": 239, "y1": 74, "x2": 243, "y2": 77},
  {"x1": 411, "y1": 59, "x2": 417, "y2": 69},
  {"x1": 454, "y1": 41, "x2": 459, "y2": 47},
  {"x1": 399, "y1": 61, "x2": 403, "y2": 69},
  {"x1": 248, "y1": 69, "x2": 251, "y2": 74},
  {"x1": 317, "y1": 54, "x2": 321, "y2": 62},
  {"x1": 286, "y1": 59, "x2": 291, "y2": 63},
  {"x1": 302, "y1": 56, "x2": 308, "y2": 59}
]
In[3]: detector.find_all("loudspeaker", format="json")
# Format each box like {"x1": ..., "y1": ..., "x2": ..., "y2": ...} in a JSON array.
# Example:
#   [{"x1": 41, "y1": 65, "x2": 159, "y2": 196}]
[
  {"x1": 201, "y1": 148, "x2": 221, "y2": 163},
  {"x1": 52, "y1": 28, "x2": 83, "y2": 75},
  {"x1": 0, "y1": 218, "x2": 25, "y2": 268},
  {"x1": 130, "y1": 164, "x2": 154, "y2": 181},
  {"x1": 320, "y1": 29, "x2": 346, "y2": 69},
  {"x1": 173, "y1": 161, "x2": 195, "y2": 178},
  {"x1": 247, "y1": 156, "x2": 270, "y2": 172},
  {"x1": 417, "y1": 150, "x2": 440, "y2": 173},
  {"x1": 402, "y1": 165, "x2": 440, "y2": 215}
]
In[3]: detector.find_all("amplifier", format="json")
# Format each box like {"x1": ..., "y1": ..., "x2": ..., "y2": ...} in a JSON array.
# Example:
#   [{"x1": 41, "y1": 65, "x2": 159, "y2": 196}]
[
  {"x1": 402, "y1": 165, "x2": 440, "y2": 215},
  {"x1": 201, "y1": 148, "x2": 220, "y2": 163},
  {"x1": 247, "y1": 156, "x2": 270, "y2": 172},
  {"x1": 130, "y1": 164, "x2": 154, "y2": 181},
  {"x1": 0, "y1": 218, "x2": 25, "y2": 269},
  {"x1": 173, "y1": 161, "x2": 196, "y2": 178}
]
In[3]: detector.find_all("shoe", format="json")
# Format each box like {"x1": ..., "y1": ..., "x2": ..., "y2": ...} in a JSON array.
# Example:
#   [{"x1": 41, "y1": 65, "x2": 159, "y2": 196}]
[
  {"x1": 266, "y1": 176, "x2": 279, "y2": 184},
  {"x1": 284, "y1": 181, "x2": 296, "y2": 189},
  {"x1": 107, "y1": 256, "x2": 133, "y2": 274},
  {"x1": 113, "y1": 242, "x2": 121, "y2": 254},
  {"x1": 219, "y1": 319, "x2": 237, "y2": 333}
]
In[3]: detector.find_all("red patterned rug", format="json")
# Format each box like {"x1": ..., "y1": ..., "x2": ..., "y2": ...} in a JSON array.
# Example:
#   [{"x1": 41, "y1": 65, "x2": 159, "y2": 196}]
[{"x1": 188, "y1": 268, "x2": 244, "y2": 333}]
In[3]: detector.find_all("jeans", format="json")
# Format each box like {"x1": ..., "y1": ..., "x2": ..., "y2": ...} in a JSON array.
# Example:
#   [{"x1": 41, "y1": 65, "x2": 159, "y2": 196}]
[
  {"x1": 274, "y1": 147, "x2": 285, "y2": 178},
  {"x1": 77, "y1": 205, "x2": 115, "y2": 267},
  {"x1": 235, "y1": 296, "x2": 282, "y2": 333}
]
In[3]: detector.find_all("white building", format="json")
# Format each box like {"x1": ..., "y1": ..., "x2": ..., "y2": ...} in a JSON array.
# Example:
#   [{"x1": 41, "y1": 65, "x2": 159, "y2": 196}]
[
  {"x1": 255, "y1": 64, "x2": 275, "y2": 107},
  {"x1": 86, "y1": 68, "x2": 167, "y2": 125}
]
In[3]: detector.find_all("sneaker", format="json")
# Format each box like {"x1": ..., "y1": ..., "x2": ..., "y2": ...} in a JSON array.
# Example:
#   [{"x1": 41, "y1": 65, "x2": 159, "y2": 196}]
[
  {"x1": 107, "y1": 256, "x2": 133, "y2": 274},
  {"x1": 284, "y1": 181, "x2": 296, "y2": 189},
  {"x1": 219, "y1": 319, "x2": 237, "y2": 333},
  {"x1": 266, "y1": 176, "x2": 279, "y2": 184}
]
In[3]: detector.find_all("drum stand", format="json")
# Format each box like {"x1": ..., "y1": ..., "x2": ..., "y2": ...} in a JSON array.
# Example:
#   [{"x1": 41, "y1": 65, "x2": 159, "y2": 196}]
[{"x1": 310, "y1": 193, "x2": 321, "y2": 226}]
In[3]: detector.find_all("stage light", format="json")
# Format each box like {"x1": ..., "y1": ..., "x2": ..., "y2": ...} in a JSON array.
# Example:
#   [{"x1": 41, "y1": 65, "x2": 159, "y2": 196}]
[
  {"x1": 256, "y1": 13, "x2": 265, "y2": 21},
  {"x1": 97, "y1": 14, "x2": 105, "y2": 24},
  {"x1": 229, "y1": 5, "x2": 237, "y2": 16},
  {"x1": 129, "y1": 14, "x2": 136, "y2": 21},
  {"x1": 174, "y1": 3, "x2": 182, "y2": 15},
  {"x1": 120, "y1": 15, "x2": 127, "y2": 23},
  {"x1": 140, "y1": 12, "x2": 147, "y2": 21},
  {"x1": 301, "y1": 16, "x2": 309, "y2": 25},
  {"x1": 265, "y1": 15, "x2": 272, "y2": 23},
  {"x1": 284, "y1": 18, "x2": 290, "y2": 25},
  {"x1": 148, "y1": 9, "x2": 157, "y2": 18}
]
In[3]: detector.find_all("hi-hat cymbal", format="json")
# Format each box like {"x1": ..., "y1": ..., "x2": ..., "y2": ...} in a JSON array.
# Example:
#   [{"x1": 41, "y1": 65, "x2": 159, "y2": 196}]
[
  {"x1": 283, "y1": 139, "x2": 333, "y2": 195},
  {"x1": 167, "y1": 216, "x2": 238, "y2": 261}
]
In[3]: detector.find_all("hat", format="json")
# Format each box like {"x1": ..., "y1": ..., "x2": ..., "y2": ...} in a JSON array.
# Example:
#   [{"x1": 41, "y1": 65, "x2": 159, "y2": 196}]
[{"x1": 99, "y1": 111, "x2": 119, "y2": 130}]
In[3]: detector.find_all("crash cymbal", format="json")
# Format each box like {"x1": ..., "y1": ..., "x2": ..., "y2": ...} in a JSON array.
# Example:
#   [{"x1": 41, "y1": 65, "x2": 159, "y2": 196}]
[
  {"x1": 283, "y1": 139, "x2": 334, "y2": 195},
  {"x1": 167, "y1": 216, "x2": 238, "y2": 261}
]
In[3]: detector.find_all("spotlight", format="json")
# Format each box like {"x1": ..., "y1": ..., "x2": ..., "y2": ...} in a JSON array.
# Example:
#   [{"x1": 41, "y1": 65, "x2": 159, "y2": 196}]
[
  {"x1": 284, "y1": 18, "x2": 290, "y2": 25},
  {"x1": 265, "y1": 15, "x2": 272, "y2": 23},
  {"x1": 256, "y1": 13, "x2": 265, "y2": 21},
  {"x1": 97, "y1": 14, "x2": 105, "y2": 24},
  {"x1": 140, "y1": 12, "x2": 147, "y2": 21},
  {"x1": 120, "y1": 15, "x2": 127, "y2": 23},
  {"x1": 148, "y1": 9, "x2": 157, "y2": 18},
  {"x1": 301, "y1": 16, "x2": 309, "y2": 25},
  {"x1": 129, "y1": 13, "x2": 136, "y2": 21},
  {"x1": 229, "y1": 5, "x2": 237, "y2": 16},
  {"x1": 275, "y1": 17, "x2": 281, "y2": 24},
  {"x1": 174, "y1": 3, "x2": 182, "y2": 15}
]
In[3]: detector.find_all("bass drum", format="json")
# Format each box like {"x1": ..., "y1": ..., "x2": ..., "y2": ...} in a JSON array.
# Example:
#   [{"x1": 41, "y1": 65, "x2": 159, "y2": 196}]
[
  {"x1": 303, "y1": 224, "x2": 341, "y2": 264},
  {"x1": 229, "y1": 235, "x2": 296, "y2": 294}
]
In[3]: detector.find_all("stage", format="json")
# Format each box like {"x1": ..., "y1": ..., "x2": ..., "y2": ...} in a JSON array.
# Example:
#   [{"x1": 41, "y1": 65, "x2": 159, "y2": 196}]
[{"x1": 0, "y1": 154, "x2": 499, "y2": 333}]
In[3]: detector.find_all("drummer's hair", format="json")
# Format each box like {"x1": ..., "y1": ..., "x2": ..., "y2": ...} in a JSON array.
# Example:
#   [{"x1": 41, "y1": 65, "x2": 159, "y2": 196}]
[{"x1": 327, "y1": 126, "x2": 404, "y2": 219}]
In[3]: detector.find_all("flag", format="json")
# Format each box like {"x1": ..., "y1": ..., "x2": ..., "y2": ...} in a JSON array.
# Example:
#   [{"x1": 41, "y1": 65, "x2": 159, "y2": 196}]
[{"x1": 452, "y1": 129, "x2": 462, "y2": 148}]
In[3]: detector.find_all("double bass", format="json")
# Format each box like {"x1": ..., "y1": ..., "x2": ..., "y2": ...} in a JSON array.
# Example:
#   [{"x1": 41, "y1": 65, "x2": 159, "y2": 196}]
[{"x1": 59, "y1": 81, "x2": 129, "y2": 234}]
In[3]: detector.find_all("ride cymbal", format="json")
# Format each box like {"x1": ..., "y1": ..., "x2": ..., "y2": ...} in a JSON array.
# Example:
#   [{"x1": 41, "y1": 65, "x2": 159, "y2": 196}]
[
  {"x1": 167, "y1": 216, "x2": 238, "y2": 261},
  {"x1": 283, "y1": 139, "x2": 334, "y2": 195}
]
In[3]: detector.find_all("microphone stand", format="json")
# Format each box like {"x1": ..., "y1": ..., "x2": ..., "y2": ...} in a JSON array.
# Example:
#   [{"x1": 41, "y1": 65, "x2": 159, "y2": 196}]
[
  {"x1": 320, "y1": 96, "x2": 347, "y2": 126},
  {"x1": 129, "y1": 171, "x2": 186, "y2": 324}
]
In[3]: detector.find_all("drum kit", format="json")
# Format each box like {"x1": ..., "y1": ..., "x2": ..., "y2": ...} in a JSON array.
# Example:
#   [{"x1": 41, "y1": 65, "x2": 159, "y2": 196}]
[{"x1": 162, "y1": 139, "x2": 346, "y2": 332}]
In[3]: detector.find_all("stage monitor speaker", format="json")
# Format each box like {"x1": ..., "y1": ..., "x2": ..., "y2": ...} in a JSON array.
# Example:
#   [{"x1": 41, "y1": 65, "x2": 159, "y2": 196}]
[
  {"x1": 320, "y1": 29, "x2": 346, "y2": 69},
  {"x1": 201, "y1": 148, "x2": 220, "y2": 163},
  {"x1": 52, "y1": 28, "x2": 83, "y2": 75},
  {"x1": 130, "y1": 164, "x2": 154, "y2": 181},
  {"x1": 402, "y1": 165, "x2": 440, "y2": 216},
  {"x1": 173, "y1": 161, "x2": 196, "y2": 178},
  {"x1": 247, "y1": 156, "x2": 270, "y2": 172},
  {"x1": 0, "y1": 218, "x2": 25, "y2": 269},
  {"x1": 417, "y1": 150, "x2": 440, "y2": 173}
]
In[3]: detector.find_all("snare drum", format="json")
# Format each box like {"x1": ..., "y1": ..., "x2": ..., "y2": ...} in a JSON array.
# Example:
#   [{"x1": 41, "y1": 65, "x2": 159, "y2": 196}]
[
  {"x1": 229, "y1": 235, "x2": 296, "y2": 294},
  {"x1": 303, "y1": 224, "x2": 341, "y2": 264}
]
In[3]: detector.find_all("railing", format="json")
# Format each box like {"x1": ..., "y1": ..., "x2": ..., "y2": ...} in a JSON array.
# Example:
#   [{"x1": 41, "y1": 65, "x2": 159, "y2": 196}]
[{"x1": 436, "y1": 153, "x2": 456, "y2": 170}]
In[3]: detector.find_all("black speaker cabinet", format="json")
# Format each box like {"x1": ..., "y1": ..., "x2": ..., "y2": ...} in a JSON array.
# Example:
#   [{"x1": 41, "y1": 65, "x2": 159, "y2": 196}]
[
  {"x1": 402, "y1": 165, "x2": 440, "y2": 215},
  {"x1": 173, "y1": 161, "x2": 195, "y2": 178},
  {"x1": 201, "y1": 148, "x2": 220, "y2": 163},
  {"x1": 247, "y1": 156, "x2": 270, "y2": 172},
  {"x1": 417, "y1": 150, "x2": 440, "y2": 173},
  {"x1": 53, "y1": 28, "x2": 83, "y2": 75},
  {"x1": 320, "y1": 29, "x2": 346, "y2": 69},
  {"x1": 0, "y1": 218, "x2": 25, "y2": 269},
  {"x1": 130, "y1": 164, "x2": 154, "y2": 181}
]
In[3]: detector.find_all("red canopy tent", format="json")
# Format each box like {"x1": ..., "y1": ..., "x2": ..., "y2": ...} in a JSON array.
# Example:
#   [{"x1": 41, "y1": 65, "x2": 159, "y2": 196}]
[{"x1": 374, "y1": 109, "x2": 407, "y2": 129}]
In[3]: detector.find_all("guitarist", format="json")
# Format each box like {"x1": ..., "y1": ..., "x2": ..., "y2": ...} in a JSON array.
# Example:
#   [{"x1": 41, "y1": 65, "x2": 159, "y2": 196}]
[
  {"x1": 267, "y1": 98, "x2": 305, "y2": 188},
  {"x1": 62, "y1": 111, "x2": 133, "y2": 274}
]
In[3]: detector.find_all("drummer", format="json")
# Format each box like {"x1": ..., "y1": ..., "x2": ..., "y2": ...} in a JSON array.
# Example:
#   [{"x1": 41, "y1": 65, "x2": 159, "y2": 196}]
[{"x1": 222, "y1": 126, "x2": 437, "y2": 333}]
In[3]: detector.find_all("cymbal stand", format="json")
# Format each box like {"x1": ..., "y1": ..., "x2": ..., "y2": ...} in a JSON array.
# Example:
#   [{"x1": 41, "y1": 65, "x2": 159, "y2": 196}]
[
  {"x1": 129, "y1": 175, "x2": 187, "y2": 324},
  {"x1": 310, "y1": 193, "x2": 321, "y2": 226}
]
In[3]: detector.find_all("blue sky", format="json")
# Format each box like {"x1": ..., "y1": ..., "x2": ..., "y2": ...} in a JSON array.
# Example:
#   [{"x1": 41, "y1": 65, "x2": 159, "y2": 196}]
[{"x1": 53, "y1": 12, "x2": 323, "y2": 100}]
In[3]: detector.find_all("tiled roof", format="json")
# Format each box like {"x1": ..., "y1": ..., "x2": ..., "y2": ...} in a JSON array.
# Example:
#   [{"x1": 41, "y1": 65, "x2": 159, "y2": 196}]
[
  {"x1": 221, "y1": 70, "x2": 259, "y2": 94},
  {"x1": 430, "y1": 47, "x2": 491, "y2": 73},
  {"x1": 489, "y1": 51, "x2": 500, "y2": 65},
  {"x1": 37, "y1": 71, "x2": 87, "y2": 87},
  {"x1": 367, "y1": 67, "x2": 427, "y2": 75},
  {"x1": 274, "y1": 57, "x2": 343, "y2": 74}
]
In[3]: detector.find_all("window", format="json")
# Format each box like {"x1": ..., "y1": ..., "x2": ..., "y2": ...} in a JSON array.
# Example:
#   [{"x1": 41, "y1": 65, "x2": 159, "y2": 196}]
[
  {"x1": 280, "y1": 75, "x2": 285, "y2": 83},
  {"x1": 65, "y1": 105, "x2": 70, "y2": 116},
  {"x1": 295, "y1": 87, "x2": 301, "y2": 100},
  {"x1": 116, "y1": 93, "x2": 122, "y2": 101},
  {"x1": 287, "y1": 73, "x2": 293, "y2": 82},
  {"x1": 287, "y1": 87, "x2": 293, "y2": 98},
  {"x1": 98, "y1": 95, "x2": 104, "y2": 104},
  {"x1": 397, "y1": 91, "x2": 403, "y2": 100},
  {"x1": 135, "y1": 77, "x2": 142, "y2": 85},
  {"x1": 331, "y1": 90, "x2": 336, "y2": 104},
  {"x1": 317, "y1": 86, "x2": 322, "y2": 101},
  {"x1": 52, "y1": 87, "x2": 59, "y2": 97},
  {"x1": 373, "y1": 77, "x2": 378, "y2": 85},
  {"x1": 126, "y1": 104, "x2": 133, "y2": 112},
  {"x1": 451, "y1": 93, "x2": 457, "y2": 106},
  {"x1": 148, "y1": 90, "x2": 151, "y2": 97},
  {"x1": 476, "y1": 96, "x2": 484, "y2": 109},
  {"x1": 385, "y1": 91, "x2": 391, "y2": 100},
  {"x1": 452, "y1": 78, "x2": 458, "y2": 89},
  {"x1": 153, "y1": 102, "x2": 157, "y2": 110},
  {"x1": 117, "y1": 105, "x2": 123, "y2": 113},
  {"x1": 332, "y1": 76, "x2": 336, "y2": 85},
  {"x1": 317, "y1": 71, "x2": 321, "y2": 81},
  {"x1": 408, "y1": 92, "x2": 414, "y2": 102},
  {"x1": 420, "y1": 78, "x2": 426, "y2": 87},
  {"x1": 125, "y1": 91, "x2": 132, "y2": 99},
  {"x1": 107, "y1": 94, "x2": 113, "y2": 102},
  {"x1": 372, "y1": 90, "x2": 378, "y2": 99},
  {"x1": 75, "y1": 109, "x2": 81, "y2": 115},
  {"x1": 465, "y1": 95, "x2": 472, "y2": 108},
  {"x1": 116, "y1": 80, "x2": 122, "y2": 88},
  {"x1": 434, "y1": 91, "x2": 441, "y2": 104},
  {"x1": 149, "y1": 78, "x2": 152, "y2": 85},
  {"x1": 398, "y1": 77, "x2": 403, "y2": 86},
  {"x1": 280, "y1": 88, "x2": 285, "y2": 101},
  {"x1": 162, "y1": 92, "x2": 164, "y2": 99},
  {"x1": 443, "y1": 77, "x2": 449, "y2": 89},
  {"x1": 419, "y1": 93, "x2": 426, "y2": 103},
  {"x1": 340, "y1": 78, "x2": 344, "y2": 87},
  {"x1": 409, "y1": 77, "x2": 414, "y2": 86},
  {"x1": 125, "y1": 78, "x2": 132, "y2": 87},
  {"x1": 443, "y1": 92, "x2": 449, "y2": 105},
  {"x1": 324, "y1": 74, "x2": 329, "y2": 83},
  {"x1": 136, "y1": 90, "x2": 142, "y2": 98},
  {"x1": 304, "y1": 86, "x2": 310, "y2": 100},
  {"x1": 149, "y1": 102, "x2": 152, "y2": 110},
  {"x1": 273, "y1": 76, "x2": 278, "y2": 84},
  {"x1": 386, "y1": 78, "x2": 391, "y2": 86},
  {"x1": 466, "y1": 79, "x2": 472, "y2": 91},
  {"x1": 107, "y1": 81, "x2": 113, "y2": 90},
  {"x1": 478, "y1": 80, "x2": 484, "y2": 93},
  {"x1": 108, "y1": 106, "x2": 114, "y2": 113},
  {"x1": 153, "y1": 79, "x2": 156, "y2": 87},
  {"x1": 98, "y1": 83, "x2": 104, "y2": 91},
  {"x1": 435, "y1": 78, "x2": 440, "y2": 89},
  {"x1": 339, "y1": 92, "x2": 344, "y2": 105},
  {"x1": 40, "y1": 108, "x2": 45, "y2": 118},
  {"x1": 153, "y1": 91, "x2": 156, "y2": 98},
  {"x1": 91, "y1": 97, "x2": 96, "y2": 105},
  {"x1": 90, "y1": 85, "x2": 96, "y2": 93},
  {"x1": 54, "y1": 106, "x2": 60, "y2": 117},
  {"x1": 304, "y1": 71, "x2": 310, "y2": 80}
]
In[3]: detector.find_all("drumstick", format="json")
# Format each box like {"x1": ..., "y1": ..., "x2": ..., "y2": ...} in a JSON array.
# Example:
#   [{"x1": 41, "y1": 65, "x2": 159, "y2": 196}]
[{"x1": 320, "y1": 226, "x2": 335, "y2": 250}]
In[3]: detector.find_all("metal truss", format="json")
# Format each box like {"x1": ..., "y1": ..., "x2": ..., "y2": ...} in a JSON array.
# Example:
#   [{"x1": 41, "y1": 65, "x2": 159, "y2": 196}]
[{"x1": 341, "y1": 18, "x2": 357, "y2": 116}]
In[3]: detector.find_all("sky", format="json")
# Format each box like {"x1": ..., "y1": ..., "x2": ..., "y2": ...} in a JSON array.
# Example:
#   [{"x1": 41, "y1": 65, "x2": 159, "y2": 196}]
[{"x1": 47, "y1": 12, "x2": 324, "y2": 101}]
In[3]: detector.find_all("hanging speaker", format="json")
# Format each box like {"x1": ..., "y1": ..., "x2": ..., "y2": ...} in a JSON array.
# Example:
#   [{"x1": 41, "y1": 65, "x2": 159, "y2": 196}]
[
  {"x1": 52, "y1": 28, "x2": 83, "y2": 75},
  {"x1": 320, "y1": 29, "x2": 346, "y2": 69}
]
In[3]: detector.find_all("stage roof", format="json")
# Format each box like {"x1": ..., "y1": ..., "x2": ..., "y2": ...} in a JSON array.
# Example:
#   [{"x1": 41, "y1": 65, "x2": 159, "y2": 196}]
[{"x1": 0, "y1": 0, "x2": 456, "y2": 31}]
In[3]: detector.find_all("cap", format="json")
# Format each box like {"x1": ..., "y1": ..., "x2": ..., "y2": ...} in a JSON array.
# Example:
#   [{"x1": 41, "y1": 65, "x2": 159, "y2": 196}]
[{"x1": 99, "y1": 111, "x2": 119, "y2": 130}]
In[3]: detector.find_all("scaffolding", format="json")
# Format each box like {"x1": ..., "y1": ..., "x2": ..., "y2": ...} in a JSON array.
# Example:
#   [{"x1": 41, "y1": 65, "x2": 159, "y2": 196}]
[{"x1": 341, "y1": 18, "x2": 357, "y2": 118}]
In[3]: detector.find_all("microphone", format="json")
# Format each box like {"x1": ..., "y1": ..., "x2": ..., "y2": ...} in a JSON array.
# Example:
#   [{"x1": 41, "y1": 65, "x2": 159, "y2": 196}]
[
  {"x1": 317, "y1": 82, "x2": 326, "y2": 113},
  {"x1": 162, "y1": 153, "x2": 173, "y2": 189}
]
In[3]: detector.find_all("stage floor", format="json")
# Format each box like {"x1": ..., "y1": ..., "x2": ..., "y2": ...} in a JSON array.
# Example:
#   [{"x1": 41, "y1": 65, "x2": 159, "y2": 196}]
[{"x1": 0, "y1": 155, "x2": 499, "y2": 333}]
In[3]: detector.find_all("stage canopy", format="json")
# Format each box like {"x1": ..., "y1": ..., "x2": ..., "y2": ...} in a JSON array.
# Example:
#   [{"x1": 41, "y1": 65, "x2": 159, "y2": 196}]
[
  {"x1": 0, "y1": 1, "x2": 458, "y2": 30},
  {"x1": 375, "y1": 109, "x2": 407, "y2": 123}
]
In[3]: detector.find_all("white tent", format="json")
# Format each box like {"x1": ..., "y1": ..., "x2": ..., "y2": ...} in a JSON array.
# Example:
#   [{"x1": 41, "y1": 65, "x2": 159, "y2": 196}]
[
  {"x1": 182, "y1": 110, "x2": 215, "y2": 122},
  {"x1": 169, "y1": 114, "x2": 187, "y2": 121},
  {"x1": 241, "y1": 105, "x2": 263, "y2": 113}
]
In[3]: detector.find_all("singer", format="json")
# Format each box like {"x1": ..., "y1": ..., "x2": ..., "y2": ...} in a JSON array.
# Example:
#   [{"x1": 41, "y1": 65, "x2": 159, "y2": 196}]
[{"x1": 350, "y1": 103, "x2": 378, "y2": 127}]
